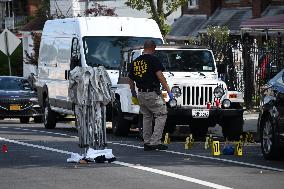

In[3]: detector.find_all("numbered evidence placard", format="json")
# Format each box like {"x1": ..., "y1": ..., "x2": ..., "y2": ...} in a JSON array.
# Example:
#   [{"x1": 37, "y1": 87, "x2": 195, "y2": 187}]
[{"x1": 212, "y1": 141, "x2": 220, "y2": 156}]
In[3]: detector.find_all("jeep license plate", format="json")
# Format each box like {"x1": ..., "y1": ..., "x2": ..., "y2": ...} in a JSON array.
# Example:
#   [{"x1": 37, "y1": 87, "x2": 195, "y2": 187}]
[
  {"x1": 10, "y1": 105, "x2": 21, "y2": 111},
  {"x1": 192, "y1": 109, "x2": 209, "y2": 118}
]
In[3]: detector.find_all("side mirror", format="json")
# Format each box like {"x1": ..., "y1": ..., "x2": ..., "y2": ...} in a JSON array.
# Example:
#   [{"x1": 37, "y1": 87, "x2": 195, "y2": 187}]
[{"x1": 71, "y1": 38, "x2": 81, "y2": 70}]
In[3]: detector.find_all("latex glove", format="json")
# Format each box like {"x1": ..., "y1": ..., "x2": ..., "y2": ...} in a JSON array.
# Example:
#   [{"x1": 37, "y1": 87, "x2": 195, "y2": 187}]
[{"x1": 168, "y1": 92, "x2": 174, "y2": 100}]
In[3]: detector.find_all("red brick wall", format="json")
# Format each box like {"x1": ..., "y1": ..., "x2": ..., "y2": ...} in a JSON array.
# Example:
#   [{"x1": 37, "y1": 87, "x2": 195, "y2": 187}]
[
  {"x1": 221, "y1": 0, "x2": 252, "y2": 8},
  {"x1": 252, "y1": 0, "x2": 271, "y2": 18}
]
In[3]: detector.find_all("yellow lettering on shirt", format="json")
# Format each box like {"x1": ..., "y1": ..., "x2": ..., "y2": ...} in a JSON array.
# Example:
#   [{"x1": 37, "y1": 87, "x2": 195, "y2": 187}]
[{"x1": 133, "y1": 60, "x2": 148, "y2": 78}]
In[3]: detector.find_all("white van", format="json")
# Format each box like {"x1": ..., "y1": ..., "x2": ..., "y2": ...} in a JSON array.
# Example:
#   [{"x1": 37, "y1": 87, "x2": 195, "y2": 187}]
[{"x1": 36, "y1": 16, "x2": 163, "y2": 129}]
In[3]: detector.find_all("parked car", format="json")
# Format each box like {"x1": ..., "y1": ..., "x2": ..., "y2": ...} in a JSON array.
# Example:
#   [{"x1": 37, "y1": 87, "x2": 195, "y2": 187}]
[
  {"x1": 0, "y1": 76, "x2": 43, "y2": 123},
  {"x1": 257, "y1": 69, "x2": 284, "y2": 160}
]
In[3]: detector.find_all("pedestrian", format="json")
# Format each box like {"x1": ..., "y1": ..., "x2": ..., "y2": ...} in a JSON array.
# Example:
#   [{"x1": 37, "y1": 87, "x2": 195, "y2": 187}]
[{"x1": 128, "y1": 40, "x2": 173, "y2": 151}]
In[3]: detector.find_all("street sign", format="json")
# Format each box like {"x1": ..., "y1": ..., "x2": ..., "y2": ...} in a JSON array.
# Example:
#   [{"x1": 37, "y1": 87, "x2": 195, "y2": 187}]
[
  {"x1": 0, "y1": 29, "x2": 21, "y2": 75},
  {"x1": 0, "y1": 29, "x2": 21, "y2": 56}
]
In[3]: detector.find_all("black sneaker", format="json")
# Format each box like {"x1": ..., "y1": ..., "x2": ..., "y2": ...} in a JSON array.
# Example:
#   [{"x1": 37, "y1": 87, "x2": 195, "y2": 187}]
[{"x1": 144, "y1": 144, "x2": 168, "y2": 151}]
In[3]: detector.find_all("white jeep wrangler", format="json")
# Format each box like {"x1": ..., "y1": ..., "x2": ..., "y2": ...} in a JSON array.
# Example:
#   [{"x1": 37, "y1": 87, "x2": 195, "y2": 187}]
[{"x1": 112, "y1": 45, "x2": 244, "y2": 140}]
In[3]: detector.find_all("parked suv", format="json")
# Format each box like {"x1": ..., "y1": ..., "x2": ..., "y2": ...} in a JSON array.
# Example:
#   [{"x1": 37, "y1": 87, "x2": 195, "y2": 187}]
[
  {"x1": 0, "y1": 76, "x2": 43, "y2": 123},
  {"x1": 113, "y1": 45, "x2": 244, "y2": 139},
  {"x1": 257, "y1": 69, "x2": 284, "y2": 160}
]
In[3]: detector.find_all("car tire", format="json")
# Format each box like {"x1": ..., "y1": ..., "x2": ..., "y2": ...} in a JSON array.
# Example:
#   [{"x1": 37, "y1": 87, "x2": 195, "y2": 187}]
[
  {"x1": 34, "y1": 116, "x2": 43, "y2": 123},
  {"x1": 43, "y1": 97, "x2": 57, "y2": 129},
  {"x1": 222, "y1": 116, "x2": 243, "y2": 141},
  {"x1": 20, "y1": 117, "x2": 29, "y2": 124},
  {"x1": 112, "y1": 99, "x2": 130, "y2": 136},
  {"x1": 260, "y1": 115, "x2": 280, "y2": 160}
]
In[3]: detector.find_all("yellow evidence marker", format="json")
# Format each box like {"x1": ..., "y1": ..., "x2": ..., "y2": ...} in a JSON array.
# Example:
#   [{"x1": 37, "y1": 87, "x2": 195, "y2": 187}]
[
  {"x1": 248, "y1": 132, "x2": 255, "y2": 143},
  {"x1": 234, "y1": 141, "x2": 243, "y2": 156},
  {"x1": 164, "y1": 133, "x2": 171, "y2": 144},
  {"x1": 185, "y1": 134, "x2": 194, "y2": 150},
  {"x1": 205, "y1": 136, "x2": 210, "y2": 150},
  {"x1": 212, "y1": 141, "x2": 221, "y2": 156},
  {"x1": 209, "y1": 135, "x2": 213, "y2": 146}
]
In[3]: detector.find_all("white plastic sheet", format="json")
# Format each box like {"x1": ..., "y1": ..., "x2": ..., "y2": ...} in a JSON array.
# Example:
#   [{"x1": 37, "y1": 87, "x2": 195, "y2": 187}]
[{"x1": 69, "y1": 66, "x2": 113, "y2": 149}]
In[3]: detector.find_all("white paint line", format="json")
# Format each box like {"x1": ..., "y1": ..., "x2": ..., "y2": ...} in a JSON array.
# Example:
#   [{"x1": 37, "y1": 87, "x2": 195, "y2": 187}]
[
  {"x1": 0, "y1": 137, "x2": 73, "y2": 155},
  {"x1": 115, "y1": 161, "x2": 233, "y2": 189},
  {"x1": 0, "y1": 136, "x2": 232, "y2": 189},
  {"x1": 12, "y1": 127, "x2": 78, "y2": 138},
  {"x1": 7, "y1": 127, "x2": 284, "y2": 172},
  {"x1": 109, "y1": 142, "x2": 284, "y2": 172}
]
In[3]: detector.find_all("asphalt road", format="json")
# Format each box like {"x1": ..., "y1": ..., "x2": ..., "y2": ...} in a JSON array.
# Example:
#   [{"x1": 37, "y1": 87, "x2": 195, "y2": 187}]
[{"x1": 0, "y1": 118, "x2": 284, "y2": 189}]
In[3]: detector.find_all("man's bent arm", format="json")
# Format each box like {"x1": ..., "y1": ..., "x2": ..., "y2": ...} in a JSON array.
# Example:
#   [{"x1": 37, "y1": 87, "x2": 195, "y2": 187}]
[
  {"x1": 128, "y1": 79, "x2": 137, "y2": 97},
  {"x1": 155, "y1": 70, "x2": 171, "y2": 93}
]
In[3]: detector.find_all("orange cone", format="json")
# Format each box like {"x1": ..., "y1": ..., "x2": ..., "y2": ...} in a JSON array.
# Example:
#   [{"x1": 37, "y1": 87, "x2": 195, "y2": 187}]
[{"x1": 2, "y1": 144, "x2": 8, "y2": 153}]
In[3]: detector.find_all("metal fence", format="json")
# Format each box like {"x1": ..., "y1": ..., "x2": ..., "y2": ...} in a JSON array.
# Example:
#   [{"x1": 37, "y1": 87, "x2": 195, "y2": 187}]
[
  {"x1": 188, "y1": 33, "x2": 284, "y2": 109},
  {"x1": 223, "y1": 34, "x2": 284, "y2": 109}
]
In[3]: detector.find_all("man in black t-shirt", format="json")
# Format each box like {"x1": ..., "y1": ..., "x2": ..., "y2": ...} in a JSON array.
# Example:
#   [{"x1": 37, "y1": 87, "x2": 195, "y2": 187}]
[{"x1": 129, "y1": 40, "x2": 173, "y2": 151}]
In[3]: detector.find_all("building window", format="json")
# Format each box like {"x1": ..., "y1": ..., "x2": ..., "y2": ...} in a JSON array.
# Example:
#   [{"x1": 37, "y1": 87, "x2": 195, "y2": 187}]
[{"x1": 188, "y1": 0, "x2": 198, "y2": 9}]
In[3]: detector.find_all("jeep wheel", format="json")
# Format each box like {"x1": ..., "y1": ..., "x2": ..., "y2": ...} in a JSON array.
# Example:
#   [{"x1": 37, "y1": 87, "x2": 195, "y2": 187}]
[
  {"x1": 112, "y1": 99, "x2": 130, "y2": 136},
  {"x1": 222, "y1": 116, "x2": 243, "y2": 141},
  {"x1": 20, "y1": 117, "x2": 29, "y2": 124},
  {"x1": 43, "y1": 97, "x2": 57, "y2": 129},
  {"x1": 260, "y1": 115, "x2": 280, "y2": 160}
]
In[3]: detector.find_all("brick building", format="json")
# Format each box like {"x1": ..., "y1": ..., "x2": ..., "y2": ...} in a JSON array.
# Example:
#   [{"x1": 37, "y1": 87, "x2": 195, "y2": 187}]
[{"x1": 167, "y1": 0, "x2": 284, "y2": 42}]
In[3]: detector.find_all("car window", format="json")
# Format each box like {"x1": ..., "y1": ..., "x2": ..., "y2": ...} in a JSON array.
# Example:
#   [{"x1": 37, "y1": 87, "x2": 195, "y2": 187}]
[
  {"x1": 0, "y1": 78, "x2": 32, "y2": 91},
  {"x1": 154, "y1": 50, "x2": 215, "y2": 72}
]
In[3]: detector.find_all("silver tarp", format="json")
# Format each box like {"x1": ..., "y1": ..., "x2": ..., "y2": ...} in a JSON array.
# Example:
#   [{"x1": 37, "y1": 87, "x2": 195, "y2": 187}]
[{"x1": 69, "y1": 66, "x2": 112, "y2": 149}]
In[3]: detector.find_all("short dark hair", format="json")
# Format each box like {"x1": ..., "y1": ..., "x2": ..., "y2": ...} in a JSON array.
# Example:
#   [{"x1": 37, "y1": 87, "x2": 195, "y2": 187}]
[{"x1": 144, "y1": 40, "x2": 156, "y2": 49}]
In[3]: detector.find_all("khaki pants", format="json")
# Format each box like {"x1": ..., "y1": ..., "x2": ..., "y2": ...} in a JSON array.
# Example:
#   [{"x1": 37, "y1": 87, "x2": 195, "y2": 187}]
[{"x1": 138, "y1": 91, "x2": 167, "y2": 145}]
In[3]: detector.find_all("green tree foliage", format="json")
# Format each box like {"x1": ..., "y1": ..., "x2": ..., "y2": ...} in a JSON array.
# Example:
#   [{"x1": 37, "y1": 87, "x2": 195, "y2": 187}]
[
  {"x1": 36, "y1": 0, "x2": 51, "y2": 19},
  {"x1": 125, "y1": 0, "x2": 187, "y2": 36},
  {"x1": 24, "y1": 33, "x2": 42, "y2": 67},
  {"x1": 199, "y1": 26, "x2": 230, "y2": 62},
  {"x1": 85, "y1": 3, "x2": 117, "y2": 16}
]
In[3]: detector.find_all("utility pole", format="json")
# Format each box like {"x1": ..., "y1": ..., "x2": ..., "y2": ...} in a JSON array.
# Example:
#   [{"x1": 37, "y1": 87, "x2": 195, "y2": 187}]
[{"x1": 4, "y1": 31, "x2": 11, "y2": 76}]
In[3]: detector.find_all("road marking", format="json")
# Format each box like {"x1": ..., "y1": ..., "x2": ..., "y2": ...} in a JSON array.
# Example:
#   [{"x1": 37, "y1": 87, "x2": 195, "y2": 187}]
[
  {"x1": 6, "y1": 127, "x2": 284, "y2": 172},
  {"x1": 0, "y1": 136, "x2": 232, "y2": 189},
  {"x1": 115, "y1": 161, "x2": 232, "y2": 189},
  {"x1": 13, "y1": 127, "x2": 78, "y2": 138},
  {"x1": 109, "y1": 142, "x2": 284, "y2": 172},
  {"x1": 0, "y1": 136, "x2": 73, "y2": 155}
]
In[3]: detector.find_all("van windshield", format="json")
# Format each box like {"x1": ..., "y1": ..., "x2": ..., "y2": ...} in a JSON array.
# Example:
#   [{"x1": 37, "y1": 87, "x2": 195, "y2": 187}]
[
  {"x1": 83, "y1": 36, "x2": 163, "y2": 69},
  {"x1": 154, "y1": 50, "x2": 215, "y2": 72}
]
